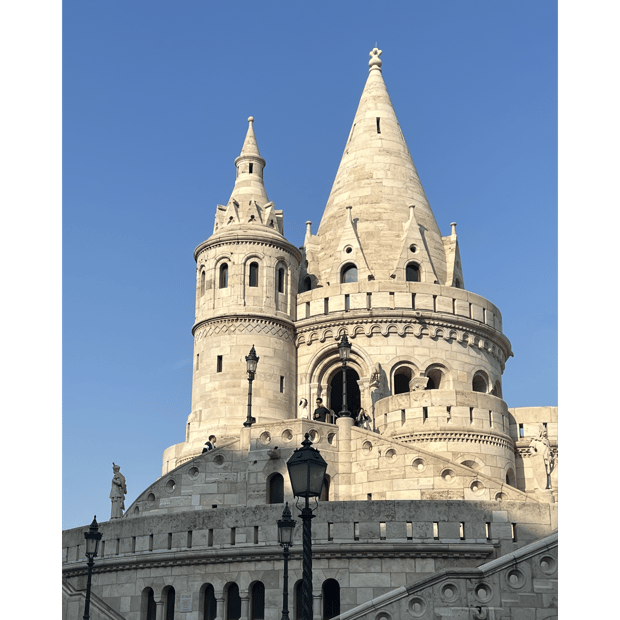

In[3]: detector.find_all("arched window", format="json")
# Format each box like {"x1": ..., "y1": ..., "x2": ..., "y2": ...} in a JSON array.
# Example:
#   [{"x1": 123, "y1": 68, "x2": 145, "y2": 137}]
[
  {"x1": 340, "y1": 263, "x2": 358, "y2": 283},
  {"x1": 492, "y1": 380, "x2": 502, "y2": 398},
  {"x1": 219, "y1": 263, "x2": 229, "y2": 289},
  {"x1": 301, "y1": 276, "x2": 312, "y2": 292},
  {"x1": 250, "y1": 582, "x2": 265, "y2": 620},
  {"x1": 163, "y1": 586, "x2": 175, "y2": 620},
  {"x1": 277, "y1": 267, "x2": 285, "y2": 293},
  {"x1": 294, "y1": 581, "x2": 303, "y2": 620},
  {"x1": 200, "y1": 270, "x2": 206, "y2": 295},
  {"x1": 406, "y1": 262, "x2": 420, "y2": 282},
  {"x1": 249, "y1": 262, "x2": 259, "y2": 287},
  {"x1": 141, "y1": 588, "x2": 157, "y2": 620},
  {"x1": 202, "y1": 584, "x2": 217, "y2": 620},
  {"x1": 268, "y1": 473, "x2": 284, "y2": 504},
  {"x1": 322, "y1": 579, "x2": 340, "y2": 620},
  {"x1": 472, "y1": 372, "x2": 488, "y2": 393},
  {"x1": 226, "y1": 584, "x2": 241, "y2": 620},
  {"x1": 394, "y1": 367, "x2": 413, "y2": 394},
  {"x1": 425, "y1": 367, "x2": 445, "y2": 390},
  {"x1": 320, "y1": 474, "x2": 330, "y2": 502}
]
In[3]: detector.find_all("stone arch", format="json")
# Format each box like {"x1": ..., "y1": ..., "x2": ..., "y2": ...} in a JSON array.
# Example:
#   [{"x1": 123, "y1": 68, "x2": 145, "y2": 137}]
[
  {"x1": 266, "y1": 472, "x2": 284, "y2": 504},
  {"x1": 200, "y1": 583, "x2": 217, "y2": 620},
  {"x1": 340, "y1": 262, "x2": 358, "y2": 283},
  {"x1": 248, "y1": 581, "x2": 265, "y2": 620},
  {"x1": 322, "y1": 579, "x2": 341, "y2": 620},
  {"x1": 224, "y1": 582, "x2": 241, "y2": 620},
  {"x1": 472, "y1": 369, "x2": 490, "y2": 393},
  {"x1": 162, "y1": 585, "x2": 175, "y2": 620},
  {"x1": 141, "y1": 587, "x2": 157, "y2": 620},
  {"x1": 387, "y1": 356, "x2": 423, "y2": 394},
  {"x1": 456, "y1": 454, "x2": 486, "y2": 472},
  {"x1": 423, "y1": 360, "x2": 453, "y2": 390}
]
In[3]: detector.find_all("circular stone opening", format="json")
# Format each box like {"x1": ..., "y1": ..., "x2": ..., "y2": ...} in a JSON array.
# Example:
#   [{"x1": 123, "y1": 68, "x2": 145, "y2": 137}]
[
  {"x1": 409, "y1": 244, "x2": 417, "y2": 253},
  {"x1": 165, "y1": 479, "x2": 176, "y2": 493},
  {"x1": 362, "y1": 441, "x2": 373, "y2": 454},
  {"x1": 345, "y1": 246, "x2": 353, "y2": 254},
  {"x1": 441, "y1": 584, "x2": 458, "y2": 602},
  {"x1": 259, "y1": 431, "x2": 272, "y2": 445},
  {"x1": 507, "y1": 569, "x2": 525, "y2": 589},
  {"x1": 327, "y1": 432, "x2": 336, "y2": 446},
  {"x1": 213, "y1": 455, "x2": 225, "y2": 466},
  {"x1": 441, "y1": 468, "x2": 455, "y2": 483},
  {"x1": 309, "y1": 429, "x2": 320, "y2": 443},
  {"x1": 470, "y1": 480, "x2": 485, "y2": 495},
  {"x1": 188, "y1": 466, "x2": 199, "y2": 479},
  {"x1": 495, "y1": 492, "x2": 507, "y2": 501},
  {"x1": 474, "y1": 583, "x2": 492, "y2": 602},
  {"x1": 147, "y1": 493, "x2": 156, "y2": 504},
  {"x1": 412, "y1": 457, "x2": 426, "y2": 472},
  {"x1": 407, "y1": 597, "x2": 426, "y2": 617},
  {"x1": 281, "y1": 429, "x2": 293, "y2": 442},
  {"x1": 385, "y1": 448, "x2": 397, "y2": 461},
  {"x1": 540, "y1": 555, "x2": 557, "y2": 574}
]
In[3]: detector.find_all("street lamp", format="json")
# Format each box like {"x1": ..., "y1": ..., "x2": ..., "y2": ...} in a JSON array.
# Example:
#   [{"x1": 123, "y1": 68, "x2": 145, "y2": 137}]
[
  {"x1": 277, "y1": 502, "x2": 296, "y2": 620},
  {"x1": 83, "y1": 516, "x2": 102, "y2": 620},
  {"x1": 244, "y1": 345, "x2": 259, "y2": 427},
  {"x1": 286, "y1": 433, "x2": 328, "y2": 620},
  {"x1": 338, "y1": 334, "x2": 352, "y2": 417}
]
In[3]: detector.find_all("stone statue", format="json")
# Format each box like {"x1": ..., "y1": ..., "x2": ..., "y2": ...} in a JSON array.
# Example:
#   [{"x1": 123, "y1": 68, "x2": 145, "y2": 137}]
[
  {"x1": 298, "y1": 398, "x2": 308, "y2": 419},
  {"x1": 529, "y1": 425, "x2": 555, "y2": 490},
  {"x1": 110, "y1": 462, "x2": 127, "y2": 520},
  {"x1": 369, "y1": 362, "x2": 386, "y2": 433}
]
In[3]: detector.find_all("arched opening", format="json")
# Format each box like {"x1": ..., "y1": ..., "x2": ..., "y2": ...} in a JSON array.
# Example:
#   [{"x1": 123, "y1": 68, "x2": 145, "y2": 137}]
[
  {"x1": 505, "y1": 468, "x2": 515, "y2": 487},
  {"x1": 141, "y1": 587, "x2": 157, "y2": 620},
  {"x1": 294, "y1": 581, "x2": 303, "y2": 620},
  {"x1": 163, "y1": 586, "x2": 175, "y2": 620},
  {"x1": 226, "y1": 583, "x2": 241, "y2": 620},
  {"x1": 277, "y1": 267, "x2": 285, "y2": 294},
  {"x1": 340, "y1": 263, "x2": 358, "y2": 283},
  {"x1": 492, "y1": 380, "x2": 503, "y2": 398},
  {"x1": 329, "y1": 367, "x2": 361, "y2": 416},
  {"x1": 406, "y1": 262, "x2": 420, "y2": 282},
  {"x1": 200, "y1": 270, "x2": 206, "y2": 295},
  {"x1": 320, "y1": 474, "x2": 330, "y2": 502},
  {"x1": 425, "y1": 366, "x2": 445, "y2": 390},
  {"x1": 393, "y1": 367, "x2": 413, "y2": 394},
  {"x1": 301, "y1": 276, "x2": 312, "y2": 292},
  {"x1": 219, "y1": 263, "x2": 229, "y2": 289},
  {"x1": 201, "y1": 584, "x2": 217, "y2": 620},
  {"x1": 322, "y1": 579, "x2": 340, "y2": 620},
  {"x1": 267, "y1": 473, "x2": 284, "y2": 504},
  {"x1": 250, "y1": 582, "x2": 265, "y2": 620},
  {"x1": 249, "y1": 262, "x2": 259, "y2": 287},
  {"x1": 472, "y1": 372, "x2": 488, "y2": 393}
]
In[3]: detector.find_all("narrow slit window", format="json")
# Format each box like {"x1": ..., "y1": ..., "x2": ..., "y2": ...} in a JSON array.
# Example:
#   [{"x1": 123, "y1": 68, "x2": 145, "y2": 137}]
[
  {"x1": 390, "y1": 291, "x2": 395, "y2": 309},
  {"x1": 187, "y1": 530, "x2": 193, "y2": 548},
  {"x1": 231, "y1": 528, "x2": 236, "y2": 545},
  {"x1": 249, "y1": 262, "x2": 259, "y2": 287},
  {"x1": 367, "y1": 493, "x2": 372, "y2": 501},
  {"x1": 116, "y1": 538, "x2": 120, "y2": 554},
  {"x1": 280, "y1": 376, "x2": 285, "y2": 393},
  {"x1": 459, "y1": 523, "x2": 465, "y2": 540},
  {"x1": 380, "y1": 522, "x2": 386, "y2": 540},
  {"x1": 200, "y1": 270, "x2": 206, "y2": 295},
  {"x1": 423, "y1": 407, "x2": 428, "y2": 422},
  {"x1": 217, "y1": 355, "x2": 223, "y2": 373},
  {"x1": 249, "y1": 163, "x2": 254, "y2": 173},
  {"x1": 254, "y1": 526, "x2": 259, "y2": 544},
  {"x1": 485, "y1": 523, "x2": 491, "y2": 540},
  {"x1": 100, "y1": 541, "x2": 105, "y2": 557},
  {"x1": 196, "y1": 354, "x2": 200, "y2": 371},
  {"x1": 433, "y1": 522, "x2": 439, "y2": 540},
  {"x1": 354, "y1": 522, "x2": 359, "y2": 541},
  {"x1": 483, "y1": 307, "x2": 487, "y2": 324},
  {"x1": 219, "y1": 263, "x2": 228, "y2": 288},
  {"x1": 208, "y1": 529, "x2": 214, "y2": 547},
  {"x1": 376, "y1": 117, "x2": 381, "y2": 133},
  {"x1": 406, "y1": 522, "x2": 413, "y2": 540},
  {"x1": 470, "y1": 407, "x2": 474, "y2": 424},
  {"x1": 168, "y1": 533, "x2": 172, "y2": 550},
  {"x1": 511, "y1": 523, "x2": 517, "y2": 542},
  {"x1": 149, "y1": 534, "x2": 153, "y2": 551},
  {"x1": 412, "y1": 293, "x2": 416, "y2": 309},
  {"x1": 305, "y1": 301, "x2": 310, "y2": 318},
  {"x1": 324, "y1": 298, "x2": 329, "y2": 314},
  {"x1": 344, "y1": 294, "x2": 350, "y2": 311},
  {"x1": 489, "y1": 411, "x2": 493, "y2": 427},
  {"x1": 367, "y1": 292, "x2": 372, "y2": 309},
  {"x1": 328, "y1": 523, "x2": 334, "y2": 541},
  {"x1": 433, "y1": 295, "x2": 437, "y2": 312},
  {"x1": 469, "y1": 303, "x2": 473, "y2": 318},
  {"x1": 132, "y1": 536, "x2": 136, "y2": 553},
  {"x1": 277, "y1": 267, "x2": 285, "y2": 293},
  {"x1": 452, "y1": 298, "x2": 456, "y2": 313}
]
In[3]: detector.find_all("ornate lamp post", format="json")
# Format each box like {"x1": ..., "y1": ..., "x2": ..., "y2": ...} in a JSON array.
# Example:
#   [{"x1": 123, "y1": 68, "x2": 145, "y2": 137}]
[
  {"x1": 277, "y1": 502, "x2": 296, "y2": 620},
  {"x1": 286, "y1": 433, "x2": 328, "y2": 620},
  {"x1": 82, "y1": 516, "x2": 102, "y2": 620},
  {"x1": 244, "y1": 345, "x2": 259, "y2": 427},
  {"x1": 338, "y1": 334, "x2": 352, "y2": 417}
]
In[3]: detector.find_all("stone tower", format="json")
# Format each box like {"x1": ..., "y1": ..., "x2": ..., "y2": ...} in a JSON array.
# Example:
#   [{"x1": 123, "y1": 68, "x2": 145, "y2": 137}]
[
  {"x1": 171, "y1": 117, "x2": 302, "y2": 464},
  {"x1": 297, "y1": 48, "x2": 516, "y2": 488}
]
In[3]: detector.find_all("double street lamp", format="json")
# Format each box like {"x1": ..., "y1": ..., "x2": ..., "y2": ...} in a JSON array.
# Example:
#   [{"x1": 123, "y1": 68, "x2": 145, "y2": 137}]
[
  {"x1": 244, "y1": 345, "x2": 259, "y2": 427},
  {"x1": 286, "y1": 433, "x2": 328, "y2": 620},
  {"x1": 277, "y1": 502, "x2": 296, "y2": 620},
  {"x1": 337, "y1": 334, "x2": 352, "y2": 418},
  {"x1": 83, "y1": 516, "x2": 102, "y2": 620}
]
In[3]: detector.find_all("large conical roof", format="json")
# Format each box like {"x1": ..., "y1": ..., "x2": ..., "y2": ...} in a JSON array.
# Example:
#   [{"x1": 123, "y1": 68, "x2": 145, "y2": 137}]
[{"x1": 312, "y1": 48, "x2": 447, "y2": 284}]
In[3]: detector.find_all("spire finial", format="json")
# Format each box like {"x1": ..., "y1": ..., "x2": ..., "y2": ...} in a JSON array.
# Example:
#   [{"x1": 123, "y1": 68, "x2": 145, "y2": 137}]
[
  {"x1": 369, "y1": 47, "x2": 382, "y2": 71},
  {"x1": 248, "y1": 116, "x2": 254, "y2": 125}
]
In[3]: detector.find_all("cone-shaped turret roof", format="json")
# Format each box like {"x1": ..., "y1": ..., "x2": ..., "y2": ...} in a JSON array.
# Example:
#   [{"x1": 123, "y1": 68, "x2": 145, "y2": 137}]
[{"x1": 311, "y1": 48, "x2": 448, "y2": 285}]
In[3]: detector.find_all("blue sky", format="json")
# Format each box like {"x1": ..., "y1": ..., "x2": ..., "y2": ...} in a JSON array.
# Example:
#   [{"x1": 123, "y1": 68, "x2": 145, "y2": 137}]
[{"x1": 56, "y1": 1, "x2": 561, "y2": 531}]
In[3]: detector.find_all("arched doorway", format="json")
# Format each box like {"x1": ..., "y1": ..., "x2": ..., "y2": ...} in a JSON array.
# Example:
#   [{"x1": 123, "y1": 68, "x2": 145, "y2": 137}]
[
  {"x1": 329, "y1": 367, "x2": 361, "y2": 417},
  {"x1": 322, "y1": 579, "x2": 340, "y2": 620}
]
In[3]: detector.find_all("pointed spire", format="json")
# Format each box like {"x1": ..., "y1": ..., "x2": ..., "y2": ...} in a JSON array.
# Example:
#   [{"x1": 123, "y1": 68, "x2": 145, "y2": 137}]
[
  {"x1": 227, "y1": 116, "x2": 269, "y2": 208},
  {"x1": 312, "y1": 49, "x2": 448, "y2": 285}
]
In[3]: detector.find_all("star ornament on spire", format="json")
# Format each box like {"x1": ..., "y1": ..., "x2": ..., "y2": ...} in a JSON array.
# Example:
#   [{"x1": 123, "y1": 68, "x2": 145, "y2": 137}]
[{"x1": 369, "y1": 47, "x2": 382, "y2": 70}]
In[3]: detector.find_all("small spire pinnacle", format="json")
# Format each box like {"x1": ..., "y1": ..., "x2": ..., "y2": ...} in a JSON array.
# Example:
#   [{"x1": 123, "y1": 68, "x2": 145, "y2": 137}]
[
  {"x1": 451, "y1": 222, "x2": 457, "y2": 237},
  {"x1": 369, "y1": 47, "x2": 382, "y2": 71}
]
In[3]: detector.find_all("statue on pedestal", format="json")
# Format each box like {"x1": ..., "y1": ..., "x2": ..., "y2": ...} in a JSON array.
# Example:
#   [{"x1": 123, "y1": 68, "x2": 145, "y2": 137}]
[{"x1": 110, "y1": 462, "x2": 127, "y2": 519}]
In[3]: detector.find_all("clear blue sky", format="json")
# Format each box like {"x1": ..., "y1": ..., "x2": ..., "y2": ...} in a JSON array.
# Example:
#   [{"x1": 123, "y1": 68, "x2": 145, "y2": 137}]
[{"x1": 57, "y1": 2, "x2": 559, "y2": 531}]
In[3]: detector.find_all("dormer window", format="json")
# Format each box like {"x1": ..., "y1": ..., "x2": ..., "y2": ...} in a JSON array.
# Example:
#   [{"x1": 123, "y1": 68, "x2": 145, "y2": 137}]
[
  {"x1": 406, "y1": 262, "x2": 420, "y2": 282},
  {"x1": 341, "y1": 263, "x2": 358, "y2": 284}
]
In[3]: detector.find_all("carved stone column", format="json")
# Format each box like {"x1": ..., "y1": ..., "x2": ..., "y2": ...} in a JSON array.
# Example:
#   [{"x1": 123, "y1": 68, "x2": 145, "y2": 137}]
[
  {"x1": 214, "y1": 595, "x2": 225, "y2": 620},
  {"x1": 312, "y1": 590, "x2": 322, "y2": 620},
  {"x1": 239, "y1": 594, "x2": 250, "y2": 620},
  {"x1": 155, "y1": 599, "x2": 165, "y2": 620}
]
